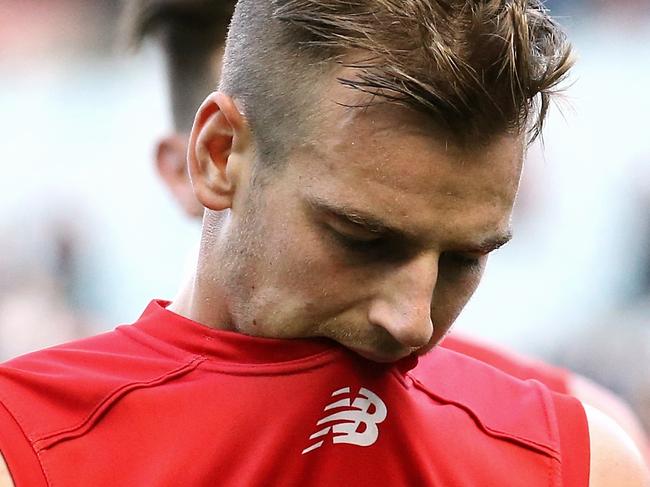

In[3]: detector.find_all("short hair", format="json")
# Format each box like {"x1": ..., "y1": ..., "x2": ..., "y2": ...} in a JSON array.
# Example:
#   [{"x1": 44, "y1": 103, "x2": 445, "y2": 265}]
[
  {"x1": 121, "y1": 0, "x2": 237, "y2": 131},
  {"x1": 221, "y1": 0, "x2": 573, "y2": 164}
]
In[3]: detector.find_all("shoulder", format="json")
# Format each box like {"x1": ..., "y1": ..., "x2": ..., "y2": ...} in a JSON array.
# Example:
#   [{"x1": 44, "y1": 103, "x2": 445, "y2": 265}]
[
  {"x1": 569, "y1": 374, "x2": 650, "y2": 462},
  {"x1": 0, "y1": 324, "x2": 201, "y2": 457},
  {"x1": 0, "y1": 326, "x2": 182, "y2": 404},
  {"x1": 410, "y1": 347, "x2": 570, "y2": 457},
  {"x1": 442, "y1": 334, "x2": 649, "y2": 461},
  {"x1": 0, "y1": 319, "x2": 196, "y2": 391},
  {"x1": 441, "y1": 333, "x2": 570, "y2": 393},
  {"x1": 0, "y1": 322, "x2": 199, "y2": 405},
  {"x1": 585, "y1": 403, "x2": 650, "y2": 487},
  {"x1": 0, "y1": 452, "x2": 14, "y2": 487}
]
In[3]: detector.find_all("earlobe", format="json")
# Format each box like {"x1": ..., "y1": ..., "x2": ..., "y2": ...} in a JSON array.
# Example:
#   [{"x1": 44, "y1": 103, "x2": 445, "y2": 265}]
[{"x1": 188, "y1": 92, "x2": 251, "y2": 212}]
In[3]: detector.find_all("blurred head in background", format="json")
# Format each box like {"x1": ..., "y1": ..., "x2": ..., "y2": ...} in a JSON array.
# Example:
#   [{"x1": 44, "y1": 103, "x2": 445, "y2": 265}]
[{"x1": 122, "y1": 0, "x2": 237, "y2": 219}]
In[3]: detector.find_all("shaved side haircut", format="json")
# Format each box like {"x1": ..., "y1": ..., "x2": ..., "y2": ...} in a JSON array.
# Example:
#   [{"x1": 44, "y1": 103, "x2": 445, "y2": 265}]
[
  {"x1": 221, "y1": 0, "x2": 573, "y2": 165},
  {"x1": 122, "y1": 0, "x2": 236, "y2": 131}
]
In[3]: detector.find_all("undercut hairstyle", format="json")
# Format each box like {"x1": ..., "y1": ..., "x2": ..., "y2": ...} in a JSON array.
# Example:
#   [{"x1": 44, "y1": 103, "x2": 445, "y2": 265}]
[
  {"x1": 221, "y1": 0, "x2": 573, "y2": 165},
  {"x1": 121, "y1": 0, "x2": 237, "y2": 132}
]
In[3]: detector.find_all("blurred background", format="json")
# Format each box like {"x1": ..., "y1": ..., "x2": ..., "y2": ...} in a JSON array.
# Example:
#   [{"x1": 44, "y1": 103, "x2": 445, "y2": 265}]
[{"x1": 0, "y1": 0, "x2": 648, "y2": 425}]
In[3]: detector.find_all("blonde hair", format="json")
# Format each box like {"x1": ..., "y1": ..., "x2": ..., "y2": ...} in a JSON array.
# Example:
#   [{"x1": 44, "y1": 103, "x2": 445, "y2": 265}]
[{"x1": 222, "y1": 0, "x2": 573, "y2": 160}]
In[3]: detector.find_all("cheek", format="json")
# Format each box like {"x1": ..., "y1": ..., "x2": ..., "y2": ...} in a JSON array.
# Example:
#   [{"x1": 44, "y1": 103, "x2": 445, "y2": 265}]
[{"x1": 256, "y1": 222, "x2": 365, "y2": 309}]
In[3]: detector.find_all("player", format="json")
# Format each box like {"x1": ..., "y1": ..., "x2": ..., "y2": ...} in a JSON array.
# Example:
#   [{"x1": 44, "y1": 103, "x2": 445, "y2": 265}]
[
  {"x1": 125, "y1": 0, "x2": 650, "y2": 461},
  {"x1": 0, "y1": 1, "x2": 648, "y2": 485}
]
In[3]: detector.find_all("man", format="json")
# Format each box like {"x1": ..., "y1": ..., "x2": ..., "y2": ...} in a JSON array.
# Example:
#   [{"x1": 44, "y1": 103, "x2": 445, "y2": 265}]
[
  {"x1": 127, "y1": 0, "x2": 650, "y2": 460},
  {"x1": 0, "y1": 1, "x2": 648, "y2": 485}
]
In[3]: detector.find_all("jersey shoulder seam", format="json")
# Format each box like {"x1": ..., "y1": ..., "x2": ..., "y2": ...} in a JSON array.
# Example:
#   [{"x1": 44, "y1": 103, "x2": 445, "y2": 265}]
[{"x1": 32, "y1": 355, "x2": 206, "y2": 452}]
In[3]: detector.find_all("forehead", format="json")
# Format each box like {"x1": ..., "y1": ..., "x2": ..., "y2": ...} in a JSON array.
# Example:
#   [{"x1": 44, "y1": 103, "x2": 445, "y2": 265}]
[{"x1": 290, "y1": 101, "x2": 524, "y2": 245}]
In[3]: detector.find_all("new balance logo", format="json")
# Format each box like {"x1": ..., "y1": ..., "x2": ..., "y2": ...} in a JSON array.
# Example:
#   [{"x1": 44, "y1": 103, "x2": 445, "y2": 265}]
[{"x1": 302, "y1": 386, "x2": 387, "y2": 455}]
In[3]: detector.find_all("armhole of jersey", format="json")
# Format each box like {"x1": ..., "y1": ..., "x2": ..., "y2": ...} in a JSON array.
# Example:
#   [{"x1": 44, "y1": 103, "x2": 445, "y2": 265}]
[
  {"x1": 0, "y1": 401, "x2": 48, "y2": 486},
  {"x1": 552, "y1": 393, "x2": 590, "y2": 486}
]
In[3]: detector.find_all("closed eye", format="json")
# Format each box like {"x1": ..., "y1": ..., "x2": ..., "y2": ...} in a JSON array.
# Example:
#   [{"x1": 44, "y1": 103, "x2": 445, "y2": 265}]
[
  {"x1": 330, "y1": 228, "x2": 385, "y2": 251},
  {"x1": 440, "y1": 252, "x2": 483, "y2": 270}
]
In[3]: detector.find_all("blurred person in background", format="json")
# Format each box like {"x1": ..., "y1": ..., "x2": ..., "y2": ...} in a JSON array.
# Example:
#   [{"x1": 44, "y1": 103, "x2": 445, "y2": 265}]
[
  {"x1": 120, "y1": 0, "x2": 235, "y2": 221},
  {"x1": 0, "y1": 0, "x2": 123, "y2": 360},
  {"x1": 0, "y1": 0, "x2": 647, "y2": 485},
  {"x1": 558, "y1": 299, "x2": 650, "y2": 445},
  {"x1": 554, "y1": 154, "x2": 650, "y2": 443},
  {"x1": 0, "y1": 210, "x2": 90, "y2": 360},
  {"x1": 123, "y1": 0, "x2": 649, "y2": 461}
]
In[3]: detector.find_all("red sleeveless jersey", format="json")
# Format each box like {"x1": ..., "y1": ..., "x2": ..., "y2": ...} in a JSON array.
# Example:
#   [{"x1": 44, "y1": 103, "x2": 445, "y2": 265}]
[
  {"x1": 0, "y1": 301, "x2": 589, "y2": 486},
  {"x1": 441, "y1": 333, "x2": 571, "y2": 394}
]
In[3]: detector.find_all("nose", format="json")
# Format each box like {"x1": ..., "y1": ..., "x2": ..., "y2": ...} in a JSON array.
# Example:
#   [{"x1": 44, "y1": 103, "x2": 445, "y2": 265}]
[{"x1": 367, "y1": 253, "x2": 437, "y2": 349}]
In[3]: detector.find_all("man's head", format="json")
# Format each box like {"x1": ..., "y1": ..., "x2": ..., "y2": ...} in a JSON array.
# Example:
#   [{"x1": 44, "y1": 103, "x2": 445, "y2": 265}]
[
  {"x1": 183, "y1": 0, "x2": 572, "y2": 362},
  {"x1": 123, "y1": 0, "x2": 236, "y2": 217}
]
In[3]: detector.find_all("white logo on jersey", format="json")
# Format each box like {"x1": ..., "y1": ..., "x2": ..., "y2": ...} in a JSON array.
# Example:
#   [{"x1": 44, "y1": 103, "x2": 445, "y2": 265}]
[{"x1": 302, "y1": 386, "x2": 387, "y2": 454}]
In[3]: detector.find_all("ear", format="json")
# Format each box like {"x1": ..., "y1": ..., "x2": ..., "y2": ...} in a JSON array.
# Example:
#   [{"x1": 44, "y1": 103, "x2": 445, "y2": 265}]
[
  {"x1": 155, "y1": 134, "x2": 204, "y2": 219},
  {"x1": 187, "y1": 92, "x2": 252, "y2": 212}
]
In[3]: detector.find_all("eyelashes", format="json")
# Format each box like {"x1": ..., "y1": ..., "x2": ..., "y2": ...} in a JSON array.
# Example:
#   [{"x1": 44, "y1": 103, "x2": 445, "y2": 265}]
[
  {"x1": 443, "y1": 252, "x2": 481, "y2": 269},
  {"x1": 438, "y1": 252, "x2": 485, "y2": 279},
  {"x1": 331, "y1": 229, "x2": 386, "y2": 252},
  {"x1": 330, "y1": 227, "x2": 483, "y2": 273},
  {"x1": 334, "y1": 228, "x2": 380, "y2": 245}
]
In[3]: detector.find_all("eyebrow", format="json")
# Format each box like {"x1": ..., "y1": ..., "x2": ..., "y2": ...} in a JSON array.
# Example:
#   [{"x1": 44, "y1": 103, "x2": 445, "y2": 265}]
[{"x1": 307, "y1": 196, "x2": 513, "y2": 253}]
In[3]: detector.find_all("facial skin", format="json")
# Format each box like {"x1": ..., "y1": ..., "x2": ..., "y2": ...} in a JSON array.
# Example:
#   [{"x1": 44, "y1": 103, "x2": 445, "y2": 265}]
[{"x1": 179, "y1": 77, "x2": 524, "y2": 363}]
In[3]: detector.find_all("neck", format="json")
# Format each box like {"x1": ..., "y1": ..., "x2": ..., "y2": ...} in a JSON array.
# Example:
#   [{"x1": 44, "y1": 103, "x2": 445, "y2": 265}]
[
  {"x1": 167, "y1": 271, "x2": 194, "y2": 316},
  {"x1": 168, "y1": 242, "x2": 235, "y2": 332}
]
